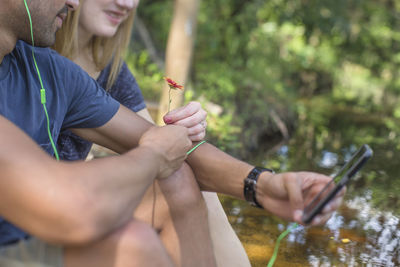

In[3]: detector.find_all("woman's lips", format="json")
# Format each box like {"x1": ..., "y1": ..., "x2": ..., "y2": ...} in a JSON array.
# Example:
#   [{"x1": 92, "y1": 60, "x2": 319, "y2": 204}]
[{"x1": 105, "y1": 10, "x2": 126, "y2": 25}]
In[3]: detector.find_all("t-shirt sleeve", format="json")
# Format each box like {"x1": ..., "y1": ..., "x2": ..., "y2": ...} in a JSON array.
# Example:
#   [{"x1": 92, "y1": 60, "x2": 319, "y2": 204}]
[
  {"x1": 61, "y1": 60, "x2": 120, "y2": 129},
  {"x1": 108, "y1": 62, "x2": 146, "y2": 112}
]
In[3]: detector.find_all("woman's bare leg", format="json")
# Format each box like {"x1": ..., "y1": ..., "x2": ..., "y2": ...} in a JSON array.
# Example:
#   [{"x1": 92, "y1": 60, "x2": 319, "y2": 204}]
[
  {"x1": 134, "y1": 164, "x2": 217, "y2": 267},
  {"x1": 203, "y1": 192, "x2": 251, "y2": 267},
  {"x1": 134, "y1": 165, "x2": 250, "y2": 267}
]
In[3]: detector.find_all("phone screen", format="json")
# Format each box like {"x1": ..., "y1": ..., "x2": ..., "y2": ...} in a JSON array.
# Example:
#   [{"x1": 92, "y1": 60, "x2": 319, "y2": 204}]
[{"x1": 302, "y1": 144, "x2": 373, "y2": 224}]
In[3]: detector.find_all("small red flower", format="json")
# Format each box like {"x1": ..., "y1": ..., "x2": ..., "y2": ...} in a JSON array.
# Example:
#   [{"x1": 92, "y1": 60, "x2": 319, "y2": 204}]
[{"x1": 164, "y1": 77, "x2": 184, "y2": 90}]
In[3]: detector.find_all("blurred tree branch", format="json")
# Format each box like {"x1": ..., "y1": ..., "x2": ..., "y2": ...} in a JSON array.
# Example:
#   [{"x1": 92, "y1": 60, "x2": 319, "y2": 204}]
[{"x1": 135, "y1": 15, "x2": 165, "y2": 70}]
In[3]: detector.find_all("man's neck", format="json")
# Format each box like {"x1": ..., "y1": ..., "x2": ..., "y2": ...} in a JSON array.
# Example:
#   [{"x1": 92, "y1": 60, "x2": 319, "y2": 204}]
[
  {"x1": 0, "y1": 28, "x2": 18, "y2": 64},
  {"x1": 0, "y1": 2, "x2": 18, "y2": 64}
]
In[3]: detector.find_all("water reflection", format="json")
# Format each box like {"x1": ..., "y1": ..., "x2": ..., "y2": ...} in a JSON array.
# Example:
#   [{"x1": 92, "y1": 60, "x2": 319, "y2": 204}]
[
  {"x1": 220, "y1": 108, "x2": 400, "y2": 266},
  {"x1": 346, "y1": 196, "x2": 400, "y2": 266},
  {"x1": 318, "y1": 150, "x2": 338, "y2": 169},
  {"x1": 221, "y1": 193, "x2": 400, "y2": 266}
]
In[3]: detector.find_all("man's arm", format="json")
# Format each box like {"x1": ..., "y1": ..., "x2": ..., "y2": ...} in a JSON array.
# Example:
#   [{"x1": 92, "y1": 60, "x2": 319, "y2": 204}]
[
  {"x1": 0, "y1": 111, "x2": 191, "y2": 245},
  {"x1": 73, "y1": 105, "x2": 343, "y2": 225},
  {"x1": 185, "y1": 143, "x2": 343, "y2": 225}
]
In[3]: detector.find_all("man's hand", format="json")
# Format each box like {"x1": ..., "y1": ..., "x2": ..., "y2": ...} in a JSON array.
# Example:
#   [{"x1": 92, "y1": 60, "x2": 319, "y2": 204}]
[
  {"x1": 138, "y1": 125, "x2": 192, "y2": 179},
  {"x1": 256, "y1": 171, "x2": 345, "y2": 226},
  {"x1": 163, "y1": 101, "x2": 207, "y2": 142}
]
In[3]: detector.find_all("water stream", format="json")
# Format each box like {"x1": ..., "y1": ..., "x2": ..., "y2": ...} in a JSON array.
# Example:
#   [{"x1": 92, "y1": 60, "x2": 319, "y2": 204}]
[{"x1": 220, "y1": 105, "x2": 400, "y2": 266}]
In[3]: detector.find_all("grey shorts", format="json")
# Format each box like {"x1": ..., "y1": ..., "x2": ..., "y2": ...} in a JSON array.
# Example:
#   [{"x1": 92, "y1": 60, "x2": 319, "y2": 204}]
[{"x1": 0, "y1": 238, "x2": 63, "y2": 267}]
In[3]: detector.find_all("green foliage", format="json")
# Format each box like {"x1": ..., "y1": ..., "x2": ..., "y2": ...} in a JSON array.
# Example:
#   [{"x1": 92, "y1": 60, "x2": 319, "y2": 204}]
[
  {"x1": 206, "y1": 111, "x2": 241, "y2": 153},
  {"x1": 131, "y1": 2, "x2": 400, "y2": 263},
  {"x1": 134, "y1": 0, "x2": 174, "y2": 53},
  {"x1": 125, "y1": 51, "x2": 164, "y2": 102},
  {"x1": 131, "y1": 0, "x2": 400, "y2": 152},
  {"x1": 332, "y1": 61, "x2": 384, "y2": 106}
]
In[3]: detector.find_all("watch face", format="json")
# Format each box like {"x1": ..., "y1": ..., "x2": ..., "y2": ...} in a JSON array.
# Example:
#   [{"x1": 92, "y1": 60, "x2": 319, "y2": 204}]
[
  {"x1": 244, "y1": 178, "x2": 255, "y2": 202},
  {"x1": 244, "y1": 167, "x2": 274, "y2": 209},
  {"x1": 244, "y1": 176, "x2": 259, "y2": 207}
]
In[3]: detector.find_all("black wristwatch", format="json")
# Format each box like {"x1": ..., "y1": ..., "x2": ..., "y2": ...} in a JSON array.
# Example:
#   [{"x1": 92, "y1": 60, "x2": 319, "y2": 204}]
[{"x1": 244, "y1": 167, "x2": 274, "y2": 208}]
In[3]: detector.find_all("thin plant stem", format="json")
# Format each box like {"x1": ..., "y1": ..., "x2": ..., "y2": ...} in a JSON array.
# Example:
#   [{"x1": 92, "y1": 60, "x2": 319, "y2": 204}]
[
  {"x1": 151, "y1": 181, "x2": 156, "y2": 228},
  {"x1": 168, "y1": 88, "x2": 172, "y2": 112}
]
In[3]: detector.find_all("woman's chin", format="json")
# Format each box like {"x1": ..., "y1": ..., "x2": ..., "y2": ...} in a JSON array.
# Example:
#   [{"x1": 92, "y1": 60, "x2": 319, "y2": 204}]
[{"x1": 95, "y1": 27, "x2": 118, "y2": 38}]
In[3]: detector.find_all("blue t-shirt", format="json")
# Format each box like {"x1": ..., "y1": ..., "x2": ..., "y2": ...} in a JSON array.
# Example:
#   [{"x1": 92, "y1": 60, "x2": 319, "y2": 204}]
[
  {"x1": 57, "y1": 62, "x2": 146, "y2": 160},
  {"x1": 0, "y1": 41, "x2": 120, "y2": 246}
]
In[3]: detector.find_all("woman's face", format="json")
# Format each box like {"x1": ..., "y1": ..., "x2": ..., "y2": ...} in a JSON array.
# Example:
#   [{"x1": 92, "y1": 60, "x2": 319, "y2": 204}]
[{"x1": 79, "y1": 0, "x2": 139, "y2": 37}]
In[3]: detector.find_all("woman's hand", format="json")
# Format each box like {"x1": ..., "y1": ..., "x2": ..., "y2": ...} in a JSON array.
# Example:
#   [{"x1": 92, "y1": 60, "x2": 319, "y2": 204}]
[{"x1": 163, "y1": 101, "x2": 207, "y2": 142}]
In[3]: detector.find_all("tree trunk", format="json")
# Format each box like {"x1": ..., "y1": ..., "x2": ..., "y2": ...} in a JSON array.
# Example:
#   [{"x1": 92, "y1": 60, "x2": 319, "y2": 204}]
[{"x1": 156, "y1": 0, "x2": 200, "y2": 125}]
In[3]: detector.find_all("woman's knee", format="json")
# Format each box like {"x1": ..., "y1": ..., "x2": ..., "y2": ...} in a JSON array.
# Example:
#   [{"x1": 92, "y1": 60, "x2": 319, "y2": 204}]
[{"x1": 159, "y1": 163, "x2": 206, "y2": 214}]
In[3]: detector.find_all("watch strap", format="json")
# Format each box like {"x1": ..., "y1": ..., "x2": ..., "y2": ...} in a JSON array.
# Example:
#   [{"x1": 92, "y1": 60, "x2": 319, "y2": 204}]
[{"x1": 244, "y1": 167, "x2": 274, "y2": 208}]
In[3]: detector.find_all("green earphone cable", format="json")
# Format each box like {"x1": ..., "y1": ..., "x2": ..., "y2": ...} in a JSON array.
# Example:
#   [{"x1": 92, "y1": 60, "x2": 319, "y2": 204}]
[
  {"x1": 187, "y1": 140, "x2": 206, "y2": 155},
  {"x1": 267, "y1": 223, "x2": 299, "y2": 267},
  {"x1": 23, "y1": 0, "x2": 60, "y2": 160}
]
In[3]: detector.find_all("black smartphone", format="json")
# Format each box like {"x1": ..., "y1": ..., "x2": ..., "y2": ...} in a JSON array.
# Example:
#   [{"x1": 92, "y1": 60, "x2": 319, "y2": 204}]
[{"x1": 302, "y1": 144, "x2": 373, "y2": 224}]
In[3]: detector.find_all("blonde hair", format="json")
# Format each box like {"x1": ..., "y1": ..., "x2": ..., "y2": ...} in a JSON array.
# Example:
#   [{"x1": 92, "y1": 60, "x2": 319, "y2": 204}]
[{"x1": 53, "y1": 2, "x2": 135, "y2": 90}]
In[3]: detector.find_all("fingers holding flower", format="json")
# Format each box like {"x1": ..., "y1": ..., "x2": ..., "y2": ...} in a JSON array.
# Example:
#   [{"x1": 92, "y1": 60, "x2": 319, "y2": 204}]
[{"x1": 164, "y1": 101, "x2": 207, "y2": 141}]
